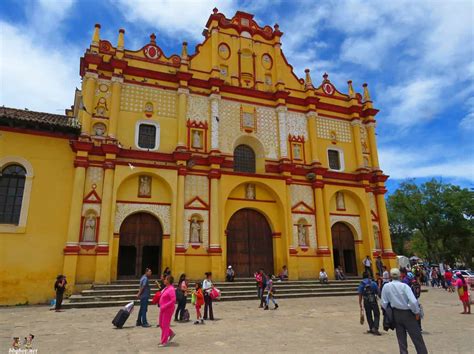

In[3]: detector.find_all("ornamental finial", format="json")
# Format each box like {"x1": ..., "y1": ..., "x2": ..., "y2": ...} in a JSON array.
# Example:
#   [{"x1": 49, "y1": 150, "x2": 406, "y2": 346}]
[
  {"x1": 347, "y1": 80, "x2": 355, "y2": 98},
  {"x1": 150, "y1": 33, "x2": 156, "y2": 44},
  {"x1": 305, "y1": 69, "x2": 313, "y2": 89},
  {"x1": 92, "y1": 24, "x2": 100, "y2": 47},
  {"x1": 117, "y1": 29, "x2": 125, "y2": 50},
  {"x1": 362, "y1": 83, "x2": 371, "y2": 102}
]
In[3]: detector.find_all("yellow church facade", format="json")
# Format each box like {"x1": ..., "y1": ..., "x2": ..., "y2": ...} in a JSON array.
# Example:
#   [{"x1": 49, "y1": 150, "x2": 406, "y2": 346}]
[{"x1": 0, "y1": 10, "x2": 396, "y2": 305}]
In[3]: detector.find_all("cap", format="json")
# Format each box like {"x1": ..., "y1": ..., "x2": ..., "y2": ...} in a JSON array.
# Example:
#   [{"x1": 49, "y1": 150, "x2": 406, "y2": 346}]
[
  {"x1": 456, "y1": 271, "x2": 461, "y2": 276},
  {"x1": 390, "y1": 268, "x2": 400, "y2": 277},
  {"x1": 228, "y1": 265, "x2": 232, "y2": 268}
]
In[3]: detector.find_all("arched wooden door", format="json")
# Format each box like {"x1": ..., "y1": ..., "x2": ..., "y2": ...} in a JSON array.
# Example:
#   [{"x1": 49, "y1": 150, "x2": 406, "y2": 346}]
[
  {"x1": 331, "y1": 222, "x2": 357, "y2": 275},
  {"x1": 118, "y1": 213, "x2": 162, "y2": 278},
  {"x1": 226, "y1": 209, "x2": 274, "y2": 277}
]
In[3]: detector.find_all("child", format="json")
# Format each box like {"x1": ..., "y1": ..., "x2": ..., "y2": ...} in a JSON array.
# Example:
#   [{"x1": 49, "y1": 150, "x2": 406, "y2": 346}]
[
  {"x1": 193, "y1": 282, "x2": 205, "y2": 324},
  {"x1": 264, "y1": 274, "x2": 279, "y2": 310}
]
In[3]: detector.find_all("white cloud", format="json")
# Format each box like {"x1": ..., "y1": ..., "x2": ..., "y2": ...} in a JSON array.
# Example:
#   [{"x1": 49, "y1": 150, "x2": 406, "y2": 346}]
[
  {"x1": 379, "y1": 77, "x2": 444, "y2": 129},
  {"x1": 379, "y1": 146, "x2": 474, "y2": 182},
  {"x1": 115, "y1": 0, "x2": 239, "y2": 41},
  {"x1": 0, "y1": 22, "x2": 79, "y2": 113},
  {"x1": 0, "y1": 1, "x2": 80, "y2": 113}
]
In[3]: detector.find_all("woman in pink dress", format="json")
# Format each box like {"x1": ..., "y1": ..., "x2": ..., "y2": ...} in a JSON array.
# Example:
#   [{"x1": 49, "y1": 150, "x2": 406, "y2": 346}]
[
  {"x1": 455, "y1": 272, "x2": 471, "y2": 314},
  {"x1": 158, "y1": 275, "x2": 177, "y2": 347}
]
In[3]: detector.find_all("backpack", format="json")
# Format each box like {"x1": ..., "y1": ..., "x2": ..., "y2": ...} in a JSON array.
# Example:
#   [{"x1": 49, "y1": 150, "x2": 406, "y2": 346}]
[
  {"x1": 182, "y1": 309, "x2": 190, "y2": 322},
  {"x1": 411, "y1": 280, "x2": 421, "y2": 299},
  {"x1": 362, "y1": 280, "x2": 377, "y2": 304}
]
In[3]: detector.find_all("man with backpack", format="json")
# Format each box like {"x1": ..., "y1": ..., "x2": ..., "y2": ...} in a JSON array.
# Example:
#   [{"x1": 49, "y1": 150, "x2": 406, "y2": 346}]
[
  {"x1": 407, "y1": 272, "x2": 423, "y2": 332},
  {"x1": 357, "y1": 271, "x2": 381, "y2": 336}
]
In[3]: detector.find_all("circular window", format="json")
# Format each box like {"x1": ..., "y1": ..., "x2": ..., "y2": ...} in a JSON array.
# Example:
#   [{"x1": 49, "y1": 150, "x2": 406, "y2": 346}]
[
  {"x1": 262, "y1": 54, "x2": 273, "y2": 70},
  {"x1": 218, "y1": 43, "x2": 230, "y2": 60}
]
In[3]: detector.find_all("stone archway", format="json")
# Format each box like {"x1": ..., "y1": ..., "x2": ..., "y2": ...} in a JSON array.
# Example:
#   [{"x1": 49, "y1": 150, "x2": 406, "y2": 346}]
[
  {"x1": 118, "y1": 212, "x2": 163, "y2": 278},
  {"x1": 226, "y1": 208, "x2": 274, "y2": 277},
  {"x1": 331, "y1": 222, "x2": 357, "y2": 275}
]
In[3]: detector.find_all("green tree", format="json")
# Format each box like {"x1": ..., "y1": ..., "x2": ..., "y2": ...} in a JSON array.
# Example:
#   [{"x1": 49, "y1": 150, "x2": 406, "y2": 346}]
[{"x1": 387, "y1": 179, "x2": 474, "y2": 266}]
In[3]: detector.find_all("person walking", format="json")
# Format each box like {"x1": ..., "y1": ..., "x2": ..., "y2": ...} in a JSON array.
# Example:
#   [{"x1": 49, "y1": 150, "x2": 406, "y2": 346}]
[
  {"x1": 202, "y1": 272, "x2": 214, "y2": 320},
  {"x1": 363, "y1": 256, "x2": 373, "y2": 278},
  {"x1": 381, "y1": 268, "x2": 428, "y2": 354},
  {"x1": 54, "y1": 275, "x2": 67, "y2": 312},
  {"x1": 255, "y1": 269, "x2": 267, "y2": 307},
  {"x1": 158, "y1": 275, "x2": 176, "y2": 347},
  {"x1": 407, "y1": 272, "x2": 423, "y2": 331},
  {"x1": 444, "y1": 269, "x2": 454, "y2": 292},
  {"x1": 264, "y1": 274, "x2": 279, "y2": 310},
  {"x1": 455, "y1": 272, "x2": 471, "y2": 314},
  {"x1": 382, "y1": 266, "x2": 390, "y2": 285},
  {"x1": 136, "y1": 268, "x2": 152, "y2": 327},
  {"x1": 174, "y1": 274, "x2": 188, "y2": 322},
  {"x1": 358, "y1": 271, "x2": 381, "y2": 335}
]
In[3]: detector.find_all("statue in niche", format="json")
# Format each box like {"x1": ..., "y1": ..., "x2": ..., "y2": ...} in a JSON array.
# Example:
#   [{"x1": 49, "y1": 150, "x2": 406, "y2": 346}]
[
  {"x1": 144, "y1": 102, "x2": 154, "y2": 117},
  {"x1": 93, "y1": 123, "x2": 106, "y2": 136},
  {"x1": 82, "y1": 213, "x2": 97, "y2": 242},
  {"x1": 242, "y1": 112, "x2": 254, "y2": 128},
  {"x1": 293, "y1": 144, "x2": 301, "y2": 160},
  {"x1": 361, "y1": 138, "x2": 369, "y2": 153},
  {"x1": 246, "y1": 183, "x2": 256, "y2": 200},
  {"x1": 297, "y1": 223, "x2": 307, "y2": 246},
  {"x1": 192, "y1": 130, "x2": 202, "y2": 149},
  {"x1": 336, "y1": 192, "x2": 345, "y2": 210},
  {"x1": 94, "y1": 97, "x2": 108, "y2": 117},
  {"x1": 373, "y1": 225, "x2": 380, "y2": 249},
  {"x1": 190, "y1": 217, "x2": 201, "y2": 243},
  {"x1": 363, "y1": 156, "x2": 370, "y2": 168},
  {"x1": 138, "y1": 175, "x2": 152, "y2": 197}
]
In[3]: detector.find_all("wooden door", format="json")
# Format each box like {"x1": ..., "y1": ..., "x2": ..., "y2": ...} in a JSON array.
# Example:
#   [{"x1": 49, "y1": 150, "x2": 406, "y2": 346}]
[
  {"x1": 118, "y1": 213, "x2": 162, "y2": 278},
  {"x1": 227, "y1": 209, "x2": 274, "y2": 277},
  {"x1": 331, "y1": 222, "x2": 357, "y2": 275}
]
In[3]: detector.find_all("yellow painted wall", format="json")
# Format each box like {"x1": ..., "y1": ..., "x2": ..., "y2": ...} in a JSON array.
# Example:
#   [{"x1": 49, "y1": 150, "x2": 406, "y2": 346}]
[{"x1": 0, "y1": 131, "x2": 75, "y2": 305}]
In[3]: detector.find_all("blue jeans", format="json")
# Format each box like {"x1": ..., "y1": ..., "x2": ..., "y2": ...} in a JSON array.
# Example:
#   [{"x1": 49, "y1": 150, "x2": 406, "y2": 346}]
[
  {"x1": 137, "y1": 297, "x2": 149, "y2": 325},
  {"x1": 266, "y1": 292, "x2": 277, "y2": 306}
]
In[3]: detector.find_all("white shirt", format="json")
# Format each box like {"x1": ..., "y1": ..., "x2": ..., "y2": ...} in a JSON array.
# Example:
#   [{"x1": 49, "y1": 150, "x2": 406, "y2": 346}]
[
  {"x1": 382, "y1": 270, "x2": 390, "y2": 283},
  {"x1": 202, "y1": 279, "x2": 213, "y2": 293},
  {"x1": 381, "y1": 280, "x2": 420, "y2": 314},
  {"x1": 319, "y1": 271, "x2": 328, "y2": 279},
  {"x1": 363, "y1": 258, "x2": 371, "y2": 267}
]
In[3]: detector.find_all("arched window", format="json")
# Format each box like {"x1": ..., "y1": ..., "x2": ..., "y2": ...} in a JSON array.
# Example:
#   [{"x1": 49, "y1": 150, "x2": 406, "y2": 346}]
[
  {"x1": 234, "y1": 144, "x2": 255, "y2": 173},
  {"x1": 0, "y1": 164, "x2": 26, "y2": 224}
]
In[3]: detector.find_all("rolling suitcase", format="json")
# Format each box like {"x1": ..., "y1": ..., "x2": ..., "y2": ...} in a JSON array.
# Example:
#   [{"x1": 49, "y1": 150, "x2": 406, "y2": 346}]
[{"x1": 112, "y1": 309, "x2": 130, "y2": 328}]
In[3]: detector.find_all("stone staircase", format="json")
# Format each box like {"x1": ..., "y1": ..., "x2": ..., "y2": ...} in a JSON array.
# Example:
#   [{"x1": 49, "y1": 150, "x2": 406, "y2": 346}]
[{"x1": 63, "y1": 277, "x2": 363, "y2": 309}]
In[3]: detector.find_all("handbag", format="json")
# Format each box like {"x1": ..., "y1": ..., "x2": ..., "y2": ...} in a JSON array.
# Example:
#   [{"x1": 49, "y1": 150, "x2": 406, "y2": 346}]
[
  {"x1": 210, "y1": 287, "x2": 221, "y2": 300},
  {"x1": 151, "y1": 291, "x2": 161, "y2": 305}
]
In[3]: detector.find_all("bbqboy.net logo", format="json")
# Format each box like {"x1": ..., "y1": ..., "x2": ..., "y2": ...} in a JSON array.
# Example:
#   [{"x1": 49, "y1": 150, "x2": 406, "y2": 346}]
[{"x1": 9, "y1": 334, "x2": 37, "y2": 354}]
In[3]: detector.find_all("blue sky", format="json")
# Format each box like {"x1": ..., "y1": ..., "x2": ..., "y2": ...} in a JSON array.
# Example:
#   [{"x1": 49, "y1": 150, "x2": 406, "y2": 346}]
[{"x1": 1, "y1": 0, "x2": 473, "y2": 192}]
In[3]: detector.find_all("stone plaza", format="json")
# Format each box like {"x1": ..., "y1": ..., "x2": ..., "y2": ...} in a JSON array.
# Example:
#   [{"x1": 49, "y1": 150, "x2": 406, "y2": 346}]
[{"x1": 1, "y1": 287, "x2": 472, "y2": 353}]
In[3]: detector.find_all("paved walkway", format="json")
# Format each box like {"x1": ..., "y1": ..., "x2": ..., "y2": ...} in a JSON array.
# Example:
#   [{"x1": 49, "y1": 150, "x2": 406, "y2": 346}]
[{"x1": 0, "y1": 287, "x2": 472, "y2": 353}]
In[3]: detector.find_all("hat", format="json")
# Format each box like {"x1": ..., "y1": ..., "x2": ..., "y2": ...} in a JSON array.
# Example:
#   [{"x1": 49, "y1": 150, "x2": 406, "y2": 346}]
[
  {"x1": 390, "y1": 268, "x2": 400, "y2": 277},
  {"x1": 407, "y1": 272, "x2": 415, "y2": 280},
  {"x1": 228, "y1": 265, "x2": 232, "y2": 268},
  {"x1": 456, "y1": 271, "x2": 461, "y2": 276}
]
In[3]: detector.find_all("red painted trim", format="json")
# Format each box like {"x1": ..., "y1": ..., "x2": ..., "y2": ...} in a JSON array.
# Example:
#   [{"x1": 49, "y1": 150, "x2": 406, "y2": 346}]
[
  {"x1": 316, "y1": 249, "x2": 331, "y2": 255},
  {"x1": 354, "y1": 240, "x2": 363, "y2": 244},
  {"x1": 175, "y1": 246, "x2": 186, "y2": 253},
  {"x1": 291, "y1": 201, "x2": 314, "y2": 214},
  {"x1": 330, "y1": 212, "x2": 360, "y2": 217},
  {"x1": 162, "y1": 234, "x2": 170, "y2": 239},
  {"x1": 184, "y1": 196, "x2": 209, "y2": 209},
  {"x1": 83, "y1": 189, "x2": 102, "y2": 203},
  {"x1": 208, "y1": 247, "x2": 222, "y2": 254},
  {"x1": 272, "y1": 232, "x2": 281, "y2": 238},
  {"x1": 116, "y1": 200, "x2": 171, "y2": 206},
  {"x1": 63, "y1": 245, "x2": 80, "y2": 255},
  {"x1": 96, "y1": 244, "x2": 109, "y2": 255},
  {"x1": 227, "y1": 197, "x2": 276, "y2": 203}
]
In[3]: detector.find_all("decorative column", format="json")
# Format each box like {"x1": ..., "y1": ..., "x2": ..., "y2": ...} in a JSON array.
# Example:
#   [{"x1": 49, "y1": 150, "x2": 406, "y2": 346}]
[
  {"x1": 62, "y1": 154, "x2": 88, "y2": 286},
  {"x1": 366, "y1": 122, "x2": 380, "y2": 169},
  {"x1": 94, "y1": 157, "x2": 115, "y2": 283},
  {"x1": 208, "y1": 163, "x2": 223, "y2": 278},
  {"x1": 276, "y1": 106, "x2": 288, "y2": 159},
  {"x1": 174, "y1": 166, "x2": 186, "y2": 274},
  {"x1": 351, "y1": 119, "x2": 365, "y2": 169},
  {"x1": 80, "y1": 72, "x2": 98, "y2": 135},
  {"x1": 321, "y1": 185, "x2": 337, "y2": 279},
  {"x1": 313, "y1": 181, "x2": 333, "y2": 275},
  {"x1": 177, "y1": 88, "x2": 189, "y2": 148},
  {"x1": 211, "y1": 28, "x2": 219, "y2": 77},
  {"x1": 209, "y1": 94, "x2": 220, "y2": 151},
  {"x1": 374, "y1": 187, "x2": 396, "y2": 263},
  {"x1": 285, "y1": 180, "x2": 299, "y2": 279},
  {"x1": 306, "y1": 111, "x2": 320, "y2": 164},
  {"x1": 108, "y1": 77, "x2": 123, "y2": 138}
]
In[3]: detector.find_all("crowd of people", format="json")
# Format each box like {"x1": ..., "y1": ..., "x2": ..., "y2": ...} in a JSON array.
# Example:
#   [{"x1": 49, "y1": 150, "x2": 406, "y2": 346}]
[{"x1": 51, "y1": 256, "x2": 470, "y2": 349}]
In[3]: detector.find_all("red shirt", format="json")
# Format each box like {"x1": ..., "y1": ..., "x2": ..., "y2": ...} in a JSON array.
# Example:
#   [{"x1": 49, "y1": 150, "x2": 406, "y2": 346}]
[{"x1": 445, "y1": 271, "x2": 453, "y2": 281}]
